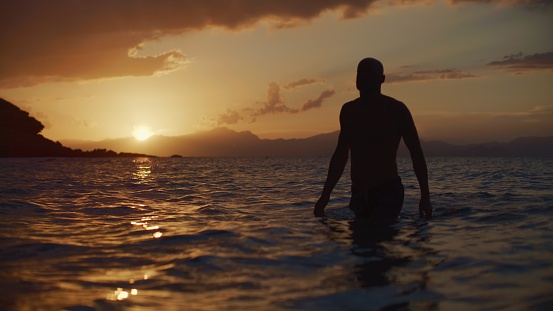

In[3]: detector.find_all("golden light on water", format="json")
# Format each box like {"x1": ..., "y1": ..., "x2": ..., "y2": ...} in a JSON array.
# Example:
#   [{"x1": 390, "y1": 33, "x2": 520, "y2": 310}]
[
  {"x1": 132, "y1": 158, "x2": 152, "y2": 182},
  {"x1": 108, "y1": 287, "x2": 138, "y2": 301},
  {"x1": 131, "y1": 216, "x2": 162, "y2": 238}
]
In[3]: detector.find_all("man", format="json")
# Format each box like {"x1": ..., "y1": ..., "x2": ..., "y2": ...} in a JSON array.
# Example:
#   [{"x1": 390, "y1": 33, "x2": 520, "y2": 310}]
[{"x1": 314, "y1": 58, "x2": 432, "y2": 222}]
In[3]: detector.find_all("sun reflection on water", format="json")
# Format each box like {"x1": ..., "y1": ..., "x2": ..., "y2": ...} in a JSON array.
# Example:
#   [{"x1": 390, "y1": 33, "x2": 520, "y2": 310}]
[
  {"x1": 131, "y1": 215, "x2": 162, "y2": 238},
  {"x1": 132, "y1": 157, "x2": 152, "y2": 182},
  {"x1": 107, "y1": 287, "x2": 138, "y2": 301}
]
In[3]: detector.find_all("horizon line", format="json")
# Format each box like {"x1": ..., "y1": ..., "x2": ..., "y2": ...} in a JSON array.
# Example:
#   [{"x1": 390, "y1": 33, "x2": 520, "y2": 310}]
[{"x1": 56, "y1": 127, "x2": 553, "y2": 146}]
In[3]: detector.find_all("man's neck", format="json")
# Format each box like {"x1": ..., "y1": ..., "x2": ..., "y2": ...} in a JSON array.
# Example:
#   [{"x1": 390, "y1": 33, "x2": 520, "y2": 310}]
[{"x1": 359, "y1": 90, "x2": 382, "y2": 100}]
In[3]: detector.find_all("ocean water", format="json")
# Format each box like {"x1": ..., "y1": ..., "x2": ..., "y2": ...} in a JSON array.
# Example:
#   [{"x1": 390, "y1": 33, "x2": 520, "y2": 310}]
[{"x1": 0, "y1": 157, "x2": 552, "y2": 311}]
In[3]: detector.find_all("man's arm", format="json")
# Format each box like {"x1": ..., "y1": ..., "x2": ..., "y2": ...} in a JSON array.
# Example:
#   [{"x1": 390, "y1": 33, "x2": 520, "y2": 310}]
[
  {"x1": 313, "y1": 131, "x2": 349, "y2": 217},
  {"x1": 314, "y1": 107, "x2": 350, "y2": 217},
  {"x1": 399, "y1": 104, "x2": 433, "y2": 219}
]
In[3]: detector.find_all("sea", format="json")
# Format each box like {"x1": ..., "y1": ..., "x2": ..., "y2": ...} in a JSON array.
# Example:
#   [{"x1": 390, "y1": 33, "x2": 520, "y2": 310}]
[{"x1": 0, "y1": 157, "x2": 552, "y2": 311}]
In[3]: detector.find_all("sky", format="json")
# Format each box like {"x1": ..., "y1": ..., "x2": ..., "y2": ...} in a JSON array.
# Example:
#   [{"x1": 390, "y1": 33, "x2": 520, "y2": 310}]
[{"x1": 1, "y1": 0, "x2": 552, "y2": 144}]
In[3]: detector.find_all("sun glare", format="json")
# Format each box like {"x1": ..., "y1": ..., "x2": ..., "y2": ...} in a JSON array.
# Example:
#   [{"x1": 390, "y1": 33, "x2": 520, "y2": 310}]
[{"x1": 133, "y1": 127, "x2": 152, "y2": 141}]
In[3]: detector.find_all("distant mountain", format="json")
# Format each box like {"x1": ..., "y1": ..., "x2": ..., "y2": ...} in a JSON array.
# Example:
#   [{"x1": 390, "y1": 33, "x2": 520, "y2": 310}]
[
  {"x1": 3, "y1": 97, "x2": 550, "y2": 158},
  {"x1": 419, "y1": 137, "x2": 552, "y2": 157},
  {"x1": 63, "y1": 127, "x2": 553, "y2": 157},
  {"x1": 505, "y1": 136, "x2": 553, "y2": 157},
  {"x1": 63, "y1": 128, "x2": 341, "y2": 157},
  {"x1": 0, "y1": 98, "x2": 153, "y2": 157}
]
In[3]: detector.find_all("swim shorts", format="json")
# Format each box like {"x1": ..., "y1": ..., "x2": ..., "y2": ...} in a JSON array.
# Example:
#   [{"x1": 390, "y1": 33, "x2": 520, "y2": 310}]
[{"x1": 349, "y1": 177, "x2": 404, "y2": 223}]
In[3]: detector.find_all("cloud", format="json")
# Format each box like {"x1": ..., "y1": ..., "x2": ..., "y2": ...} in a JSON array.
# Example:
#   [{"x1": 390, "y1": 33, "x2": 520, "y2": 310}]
[
  {"x1": 254, "y1": 82, "x2": 336, "y2": 116},
  {"x1": 219, "y1": 79, "x2": 335, "y2": 124},
  {"x1": 217, "y1": 109, "x2": 244, "y2": 126},
  {"x1": 0, "y1": 0, "x2": 382, "y2": 88},
  {"x1": 386, "y1": 69, "x2": 478, "y2": 83},
  {"x1": 449, "y1": 0, "x2": 552, "y2": 8},
  {"x1": 254, "y1": 82, "x2": 299, "y2": 116},
  {"x1": 195, "y1": 115, "x2": 217, "y2": 130},
  {"x1": 284, "y1": 78, "x2": 325, "y2": 89},
  {"x1": 2, "y1": 0, "x2": 544, "y2": 88},
  {"x1": 301, "y1": 89, "x2": 336, "y2": 111},
  {"x1": 0, "y1": 35, "x2": 189, "y2": 87},
  {"x1": 487, "y1": 51, "x2": 553, "y2": 73},
  {"x1": 0, "y1": 0, "x2": 551, "y2": 88}
]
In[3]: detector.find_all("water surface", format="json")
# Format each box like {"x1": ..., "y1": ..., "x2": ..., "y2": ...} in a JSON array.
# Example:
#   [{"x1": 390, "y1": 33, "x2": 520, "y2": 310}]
[{"x1": 0, "y1": 157, "x2": 552, "y2": 310}]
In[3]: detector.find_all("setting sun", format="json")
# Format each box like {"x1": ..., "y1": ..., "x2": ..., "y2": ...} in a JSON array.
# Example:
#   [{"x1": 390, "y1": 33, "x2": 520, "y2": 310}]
[{"x1": 133, "y1": 127, "x2": 152, "y2": 141}]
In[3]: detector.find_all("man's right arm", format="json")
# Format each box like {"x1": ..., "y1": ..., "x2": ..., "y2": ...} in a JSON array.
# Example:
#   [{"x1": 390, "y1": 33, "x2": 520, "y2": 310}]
[{"x1": 314, "y1": 108, "x2": 350, "y2": 217}]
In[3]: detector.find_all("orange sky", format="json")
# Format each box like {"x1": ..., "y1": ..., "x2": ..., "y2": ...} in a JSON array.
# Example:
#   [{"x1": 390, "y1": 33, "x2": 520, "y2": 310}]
[{"x1": 1, "y1": 0, "x2": 552, "y2": 144}]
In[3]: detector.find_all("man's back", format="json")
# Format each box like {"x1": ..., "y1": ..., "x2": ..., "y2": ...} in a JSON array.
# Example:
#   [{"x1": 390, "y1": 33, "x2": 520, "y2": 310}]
[{"x1": 340, "y1": 95, "x2": 405, "y2": 190}]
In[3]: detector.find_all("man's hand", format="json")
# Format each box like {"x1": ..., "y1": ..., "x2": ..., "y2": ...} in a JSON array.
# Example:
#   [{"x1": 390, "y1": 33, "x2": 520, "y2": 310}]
[
  {"x1": 313, "y1": 195, "x2": 329, "y2": 217},
  {"x1": 419, "y1": 197, "x2": 433, "y2": 220}
]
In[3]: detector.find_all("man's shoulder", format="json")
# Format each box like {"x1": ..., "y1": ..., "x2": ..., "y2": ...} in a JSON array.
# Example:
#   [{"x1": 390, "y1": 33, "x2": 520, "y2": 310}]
[
  {"x1": 342, "y1": 98, "x2": 360, "y2": 108},
  {"x1": 381, "y1": 95, "x2": 410, "y2": 114},
  {"x1": 381, "y1": 94, "x2": 405, "y2": 106},
  {"x1": 340, "y1": 98, "x2": 360, "y2": 115},
  {"x1": 340, "y1": 95, "x2": 409, "y2": 112}
]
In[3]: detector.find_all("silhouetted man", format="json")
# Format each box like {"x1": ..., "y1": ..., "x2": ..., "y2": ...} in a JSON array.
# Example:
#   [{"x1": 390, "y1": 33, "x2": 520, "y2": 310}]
[{"x1": 314, "y1": 58, "x2": 432, "y2": 222}]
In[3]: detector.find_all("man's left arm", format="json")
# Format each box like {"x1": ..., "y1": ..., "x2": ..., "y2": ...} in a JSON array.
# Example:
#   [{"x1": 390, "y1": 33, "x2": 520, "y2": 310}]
[{"x1": 399, "y1": 103, "x2": 432, "y2": 219}]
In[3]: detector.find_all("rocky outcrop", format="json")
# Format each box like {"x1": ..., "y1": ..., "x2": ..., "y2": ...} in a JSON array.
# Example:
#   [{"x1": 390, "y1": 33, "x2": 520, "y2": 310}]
[{"x1": 0, "y1": 98, "x2": 152, "y2": 157}]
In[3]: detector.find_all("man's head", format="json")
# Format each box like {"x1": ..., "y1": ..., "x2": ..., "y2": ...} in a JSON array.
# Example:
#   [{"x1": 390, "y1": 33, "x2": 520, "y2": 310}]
[{"x1": 356, "y1": 58, "x2": 385, "y2": 92}]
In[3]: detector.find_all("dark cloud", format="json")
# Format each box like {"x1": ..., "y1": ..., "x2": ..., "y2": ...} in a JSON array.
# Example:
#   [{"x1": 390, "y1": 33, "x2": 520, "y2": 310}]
[
  {"x1": 386, "y1": 69, "x2": 478, "y2": 83},
  {"x1": 301, "y1": 89, "x2": 336, "y2": 111},
  {"x1": 2, "y1": 1, "x2": 544, "y2": 87},
  {"x1": 449, "y1": 0, "x2": 552, "y2": 8},
  {"x1": 487, "y1": 51, "x2": 553, "y2": 73},
  {"x1": 0, "y1": 0, "x2": 380, "y2": 87},
  {"x1": 254, "y1": 82, "x2": 336, "y2": 116},
  {"x1": 221, "y1": 79, "x2": 335, "y2": 123},
  {"x1": 284, "y1": 78, "x2": 325, "y2": 89},
  {"x1": 0, "y1": 47, "x2": 188, "y2": 88},
  {"x1": 254, "y1": 82, "x2": 299, "y2": 116}
]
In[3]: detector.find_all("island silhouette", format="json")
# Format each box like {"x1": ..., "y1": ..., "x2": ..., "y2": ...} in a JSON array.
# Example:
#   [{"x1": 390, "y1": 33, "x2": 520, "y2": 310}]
[
  {"x1": 1, "y1": 98, "x2": 551, "y2": 157},
  {"x1": 0, "y1": 98, "x2": 153, "y2": 157}
]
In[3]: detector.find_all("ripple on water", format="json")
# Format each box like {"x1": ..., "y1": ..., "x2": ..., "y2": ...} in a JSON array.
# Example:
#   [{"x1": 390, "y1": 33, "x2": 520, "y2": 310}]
[{"x1": 0, "y1": 157, "x2": 552, "y2": 310}]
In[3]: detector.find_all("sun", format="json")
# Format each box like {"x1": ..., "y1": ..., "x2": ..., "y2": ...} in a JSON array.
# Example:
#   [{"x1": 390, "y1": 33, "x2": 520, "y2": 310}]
[{"x1": 133, "y1": 127, "x2": 153, "y2": 141}]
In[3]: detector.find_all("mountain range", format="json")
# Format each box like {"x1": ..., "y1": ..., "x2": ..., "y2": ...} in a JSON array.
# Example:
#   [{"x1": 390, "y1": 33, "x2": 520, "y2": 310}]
[
  {"x1": 1, "y1": 97, "x2": 551, "y2": 157},
  {"x1": 63, "y1": 127, "x2": 553, "y2": 157}
]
